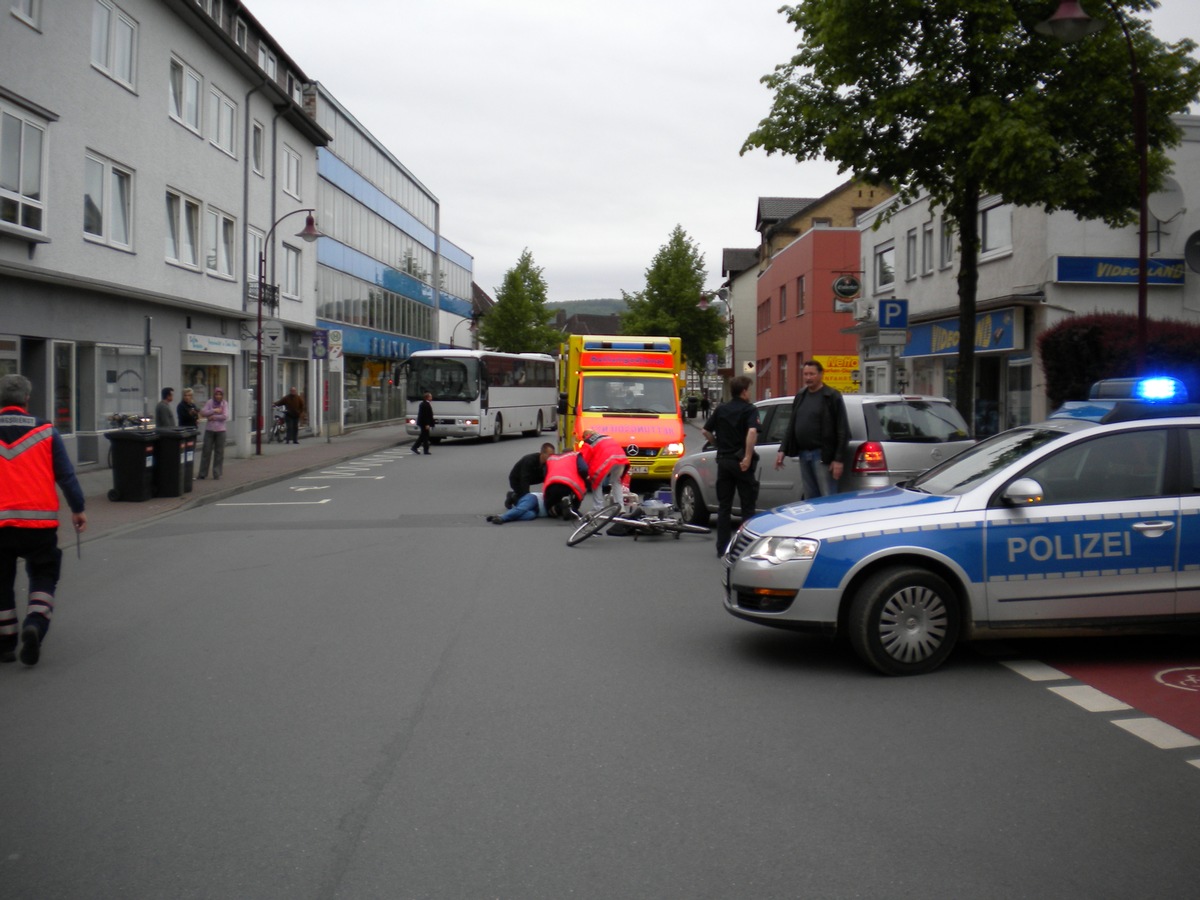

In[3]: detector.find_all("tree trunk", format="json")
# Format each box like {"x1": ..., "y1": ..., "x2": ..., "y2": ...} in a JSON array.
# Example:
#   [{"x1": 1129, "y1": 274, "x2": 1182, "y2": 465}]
[{"x1": 952, "y1": 188, "x2": 981, "y2": 432}]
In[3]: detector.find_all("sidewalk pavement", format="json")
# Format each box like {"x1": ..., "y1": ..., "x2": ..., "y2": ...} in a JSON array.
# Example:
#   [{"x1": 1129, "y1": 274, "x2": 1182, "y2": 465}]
[
  {"x1": 71, "y1": 416, "x2": 712, "y2": 543},
  {"x1": 73, "y1": 423, "x2": 415, "y2": 543}
]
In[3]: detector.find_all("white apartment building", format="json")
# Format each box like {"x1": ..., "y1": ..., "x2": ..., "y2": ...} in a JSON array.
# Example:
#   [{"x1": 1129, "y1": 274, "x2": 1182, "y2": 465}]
[
  {"x1": 854, "y1": 115, "x2": 1200, "y2": 434},
  {"x1": 1, "y1": 0, "x2": 327, "y2": 464}
]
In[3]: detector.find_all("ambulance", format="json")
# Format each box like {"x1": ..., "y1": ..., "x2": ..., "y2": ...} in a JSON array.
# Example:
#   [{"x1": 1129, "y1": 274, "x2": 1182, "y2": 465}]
[{"x1": 557, "y1": 335, "x2": 686, "y2": 483}]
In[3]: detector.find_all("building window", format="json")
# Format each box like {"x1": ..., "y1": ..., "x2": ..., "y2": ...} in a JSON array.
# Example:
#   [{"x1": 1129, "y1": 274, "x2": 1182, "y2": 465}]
[
  {"x1": 207, "y1": 87, "x2": 235, "y2": 156},
  {"x1": 286, "y1": 73, "x2": 303, "y2": 104},
  {"x1": 234, "y1": 18, "x2": 248, "y2": 50},
  {"x1": 257, "y1": 44, "x2": 276, "y2": 79},
  {"x1": 797, "y1": 275, "x2": 805, "y2": 314},
  {"x1": 169, "y1": 58, "x2": 201, "y2": 133},
  {"x1": 779, "y1": 284, "x2": 787, "y2": 320},
  {"x1": 251, "y1": 121, "x2": 264, "y2": 174},
  {"x1": 778, "y1": 356, "x2": 788, "y2": 396},
  {"x1": 283, "y1": 145, "x2": 300, "y2": 198},
  {"x1": 980, "y1": 200, "x2": 1013, "y2": 256},
  {"x1": 165, "y1": 189, "x2": 200, "y2": 268},
  {"x1": 281, "y1": 244, "x2": 300, "y2": 297},
  {"x1": 84, "y1": 152, "x2": 132, "y2": 248},
  {"x1": 247, "y1": 228, "x2": 263, "y2": 286},
  {"x1": 204, "y1": 206, "x2": 235, "y2": 277},
  {"x1": 940, "y1": 219, "x2": 954, "y2": 269},
  {"x1": 874, "y1": 242, "x2": 895, "y2": 291},
  {"x1": 12, "y1": 0, "x2": 39, "y2": 27},
  {"x1": 905, "y1": 228, "x2": 918, "y2": 280},
  {"x1": 0, "y1": 105, "x2": 46, "y2": 235},
  {"x1": 90, "y1": 0, "x2": 137, "y2": 89},
  {"x1": 921, "y1": 221, "x2": 934, "y2": 274}
]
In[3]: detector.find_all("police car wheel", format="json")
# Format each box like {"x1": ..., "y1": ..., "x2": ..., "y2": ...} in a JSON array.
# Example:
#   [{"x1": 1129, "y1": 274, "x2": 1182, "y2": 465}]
[
  {"x1": 848, "y1": 567, "x2": 961, "y2": 676},
  {"x1": 677, "y1": 478, "x2": 708, "y2": 526}
]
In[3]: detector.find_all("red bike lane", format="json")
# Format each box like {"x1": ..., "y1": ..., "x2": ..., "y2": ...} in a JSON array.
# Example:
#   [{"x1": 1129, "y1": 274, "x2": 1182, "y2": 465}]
[{"x1": 1035, "y1": 637, "x2": 1200, "y2": 741}]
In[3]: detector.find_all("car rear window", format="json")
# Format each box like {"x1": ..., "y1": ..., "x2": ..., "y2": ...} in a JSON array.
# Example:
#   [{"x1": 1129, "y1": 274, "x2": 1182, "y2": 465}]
[{"x1": 867, "y1": 401, "x2": 971, "y2": 443}]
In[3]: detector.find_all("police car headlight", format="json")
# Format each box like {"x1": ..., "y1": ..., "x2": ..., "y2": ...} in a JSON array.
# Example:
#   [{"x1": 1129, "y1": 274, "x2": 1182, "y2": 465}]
[{"x1": 744, "y1": 536, "x2": 819, "y2": 564}]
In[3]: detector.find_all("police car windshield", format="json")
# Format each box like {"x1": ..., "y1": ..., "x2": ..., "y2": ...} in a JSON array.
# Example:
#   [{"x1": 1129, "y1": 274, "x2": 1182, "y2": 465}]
[{"x1": 910, "y1": 426, "x2": 1070, "y2": 496}]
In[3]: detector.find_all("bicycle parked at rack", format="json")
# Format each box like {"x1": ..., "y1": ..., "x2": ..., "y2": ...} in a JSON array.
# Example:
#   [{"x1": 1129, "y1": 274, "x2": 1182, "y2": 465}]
[{"x1": 566, "y1": 499, "x2": 711, "y2": 547}]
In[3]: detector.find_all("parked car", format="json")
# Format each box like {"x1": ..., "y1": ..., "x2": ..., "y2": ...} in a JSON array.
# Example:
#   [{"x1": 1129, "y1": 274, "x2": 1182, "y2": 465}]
[
  {"x1": 721, "y1": 377, "x2": 1200, "y2": 675},
  {"x1": 671, "y1": 394, "x2": 974, "y2": 525}
]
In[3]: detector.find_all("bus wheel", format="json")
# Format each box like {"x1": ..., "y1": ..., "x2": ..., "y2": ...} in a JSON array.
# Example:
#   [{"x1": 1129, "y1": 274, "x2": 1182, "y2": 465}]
[
  {"x1": 523, "y1": 412, "x2": 542, "y2": 437},
  {"x1": 490, "y1": 415, "x2": 502, "y2": 442}
]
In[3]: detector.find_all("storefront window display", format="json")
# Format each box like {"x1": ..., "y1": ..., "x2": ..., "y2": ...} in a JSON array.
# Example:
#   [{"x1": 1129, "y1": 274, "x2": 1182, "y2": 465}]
[
  {"x1": 98, "y1": 345, "x2": 159, "y2": 429},
  {"x1": 344, "y1": 356, "x2": 404, "y2": 426},
  {"x1": 184, "y1": 363, "x2": 228, "y2": 408}
]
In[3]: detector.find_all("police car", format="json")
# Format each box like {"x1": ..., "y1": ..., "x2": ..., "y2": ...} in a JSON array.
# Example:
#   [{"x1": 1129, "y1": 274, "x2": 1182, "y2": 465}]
[{"x1": 722, "y1": 378, "x2": 1200, "y2": 675}]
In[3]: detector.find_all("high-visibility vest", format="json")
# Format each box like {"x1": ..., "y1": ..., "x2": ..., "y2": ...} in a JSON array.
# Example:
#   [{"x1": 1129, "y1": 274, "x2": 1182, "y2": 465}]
[
  {"x1": 579, "y1": 434, "x2": 628, "y2": 486},
  {"x1": 544, "y1": 452, "x2": 586, "y2": 500},
  {"x1": 0, "y1": 412, "x2": 59, "y2": 529}
]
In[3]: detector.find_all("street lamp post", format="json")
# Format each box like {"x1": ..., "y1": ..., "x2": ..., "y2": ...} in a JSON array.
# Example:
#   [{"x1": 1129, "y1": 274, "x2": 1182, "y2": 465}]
[
  {"x1": 697, "y1": 289, "x2": 735, "y2": 399},
  {"x1": 1037, "y1": 0, "x2": 1150, "y2": 373},
  {"x1": 256, "y1": 208, "x2": 321, "y2": 455},
  {"x1": 449, "y1": 312, "x2": 481, "y2": 349}
]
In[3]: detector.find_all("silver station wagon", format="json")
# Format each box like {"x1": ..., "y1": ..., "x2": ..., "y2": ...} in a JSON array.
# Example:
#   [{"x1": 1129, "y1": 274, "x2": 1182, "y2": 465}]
[{"x1": 672, "y1": 394, "x2": 974, "y2": 525}]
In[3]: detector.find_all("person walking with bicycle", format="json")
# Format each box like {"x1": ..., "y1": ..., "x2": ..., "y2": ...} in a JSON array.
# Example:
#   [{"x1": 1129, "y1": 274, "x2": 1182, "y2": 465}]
[
  {"x1": 703, "y1": 374, "x2": 761, "y2": 557},
  {"x1": 274, "y1": 386, "x2": 305, "y2": 444},
  {"x1": 0, "y1": 374, "x2": 87, "y2": 667}
]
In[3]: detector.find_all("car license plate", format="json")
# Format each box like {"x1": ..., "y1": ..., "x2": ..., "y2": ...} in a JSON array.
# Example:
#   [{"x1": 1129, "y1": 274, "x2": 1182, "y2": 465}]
[{"x1": 630, "y1": 465, "x2": 649, "y2": 474}]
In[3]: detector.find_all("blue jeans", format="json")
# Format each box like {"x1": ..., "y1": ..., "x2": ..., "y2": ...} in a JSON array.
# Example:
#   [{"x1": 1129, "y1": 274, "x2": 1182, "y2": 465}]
[
  {"x1": 797, "y1": 449, "x2": 838, "y2": 499},
  {"x1": 500, "y1": 492, "x2": 545, "y2": 522}
]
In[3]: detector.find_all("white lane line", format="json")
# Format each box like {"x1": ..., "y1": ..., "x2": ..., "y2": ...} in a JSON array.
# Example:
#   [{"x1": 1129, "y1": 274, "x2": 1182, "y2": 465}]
[
  {"x1": 217, "y1": 499, "x2": 333, "y2": 506},
  {"x1": 1189, "y1": 759, "x2": 1200, "y2": 771},
  {"x1": 1002, "y1": 660, "x2": 1071, "y2": 682},
  {"x1": 1048, "y1": 684, "x2": 1132, "y2": 713},
  {"x1": 1111, "y1": 717, "x2": 1200, "y2": 750}
]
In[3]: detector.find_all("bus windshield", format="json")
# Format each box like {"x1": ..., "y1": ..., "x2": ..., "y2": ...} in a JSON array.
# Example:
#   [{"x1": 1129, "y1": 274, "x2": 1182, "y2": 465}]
[
  {"x1": 581, "y1": 375, "x2": 677, "y2": 414},
  {"x1": 408, "y1": 357, "x2": 479, "y2": 402}
]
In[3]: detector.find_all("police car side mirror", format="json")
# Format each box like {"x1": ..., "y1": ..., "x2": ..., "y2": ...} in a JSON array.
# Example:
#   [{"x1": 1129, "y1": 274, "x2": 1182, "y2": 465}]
[{"x1": 1002, "y1": 478, "x2": 1044, "y2": 506}]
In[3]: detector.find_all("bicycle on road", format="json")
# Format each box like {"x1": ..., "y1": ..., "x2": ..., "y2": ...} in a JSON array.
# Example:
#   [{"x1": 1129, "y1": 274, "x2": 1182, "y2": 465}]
[{"x1": 566, "y1": 500, "x2": 711, "y2": 547}]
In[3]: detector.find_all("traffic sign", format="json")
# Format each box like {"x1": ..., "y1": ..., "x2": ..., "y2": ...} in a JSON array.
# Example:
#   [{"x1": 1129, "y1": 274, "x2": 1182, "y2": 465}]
[
  {"x1": 260, "y1": 318, "x2": 283, "y2": 355},
  {"x1": 879, "y1": 299, "x2": 909, "y2": 330}
]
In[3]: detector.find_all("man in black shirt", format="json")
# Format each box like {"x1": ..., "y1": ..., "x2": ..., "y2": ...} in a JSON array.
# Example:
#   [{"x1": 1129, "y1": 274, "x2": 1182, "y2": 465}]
[
  {"x1": 702, "y1": 375, "x2": 761, "y2": 557},
  {"x1": 776, "y1": 359, "x2": 850, "y2": 498},
  {"x1": 506, "y1": 442, "x2": 554, "y2": 508}
]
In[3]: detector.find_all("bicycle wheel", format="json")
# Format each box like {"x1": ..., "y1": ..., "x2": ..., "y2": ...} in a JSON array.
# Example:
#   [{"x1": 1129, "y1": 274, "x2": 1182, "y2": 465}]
[
  {"x1": 566, "y1": 505, "x2": 618, "y2": 547},
  {"x1": 656, "y1": 520, "x2": 711, "y2": 538}
]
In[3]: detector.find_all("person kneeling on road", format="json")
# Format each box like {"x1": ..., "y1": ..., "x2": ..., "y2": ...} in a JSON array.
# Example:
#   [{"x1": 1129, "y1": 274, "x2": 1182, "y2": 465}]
[
  {"x1": 490, "y1": 450, "x2": 587, "y2": 522},
  {"x1": 505, "y1": 442, "x2": 554, "y2": 509},
  {"x1": 577, "y1": 429, "x2": 628, "y2": 511}
]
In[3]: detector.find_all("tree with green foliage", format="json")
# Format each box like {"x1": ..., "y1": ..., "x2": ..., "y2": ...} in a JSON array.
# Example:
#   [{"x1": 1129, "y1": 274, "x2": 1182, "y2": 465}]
[
  {"x1": 621, "y1": 225, "x2": 726, "y2": 375},
  {"x1": 743, "y1": 0, "x2": 1200, "y2": 425},
  {"x1": 477, "y1": 249, "x2": 561, "y2": 355}
]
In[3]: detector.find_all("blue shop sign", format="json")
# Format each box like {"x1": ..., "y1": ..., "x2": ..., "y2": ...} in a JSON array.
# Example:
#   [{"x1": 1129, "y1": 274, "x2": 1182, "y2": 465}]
[
  {"x1": 1055, "y1": 256, "x2": 1185, "y2": 285},
  {"x1": 903, "y1": 308, "x2": 1021, "y2": 357},
  {"x1": 316, "y1": 321, "x2": 434, "y2": 360}
]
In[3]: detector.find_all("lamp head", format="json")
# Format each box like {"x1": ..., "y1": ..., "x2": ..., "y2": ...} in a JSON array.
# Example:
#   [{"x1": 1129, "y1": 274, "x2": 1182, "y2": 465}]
[
  {"x1": 295, "y1": 213, "x2": 322, "y2": 243},
  {"x1": 1035, "y1": 0, "x2": 1103, "y2": 42}
]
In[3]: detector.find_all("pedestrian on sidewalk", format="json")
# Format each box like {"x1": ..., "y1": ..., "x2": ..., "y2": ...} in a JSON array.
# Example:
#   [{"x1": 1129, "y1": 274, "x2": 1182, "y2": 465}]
[
  {"x1": 274, "y1": 386, "x2": 305, "y2": 444},
  {"x1": 0, "y1": 374, "x2": 87, "y2": 667},
  {"x1": 703, "y1": 374, "x2": 761, "y2": 557},
  {"x1": 413, "y1": 392, "x2": 434, "y2": 455},
  {"x1": 177, "y1": 388, "x2": 202, "y2": 428},
  {"x1": 155, "y1": 388, "x2": 176, "y2": 427},
  {"x1": 197, "y1": 387, "x2": 228, "y2": 480}
]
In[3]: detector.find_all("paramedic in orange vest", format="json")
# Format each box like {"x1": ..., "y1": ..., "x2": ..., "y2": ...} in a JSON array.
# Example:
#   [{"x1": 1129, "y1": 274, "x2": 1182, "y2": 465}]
[
  {"x1": 578, "y1": 429, "x2": 629, "y2": 511},
  {"x1": 0, "y1": 374, "x2": 87, "y2": 667},
  {"x1": 542, "y1": 450, "x2": 589, "y2": 520}
]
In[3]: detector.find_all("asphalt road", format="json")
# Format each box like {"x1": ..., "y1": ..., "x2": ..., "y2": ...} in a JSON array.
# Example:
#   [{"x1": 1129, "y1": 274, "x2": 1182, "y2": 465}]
[{"x1": 2, "y1": 435, "x2": 1199, "y2": 899}]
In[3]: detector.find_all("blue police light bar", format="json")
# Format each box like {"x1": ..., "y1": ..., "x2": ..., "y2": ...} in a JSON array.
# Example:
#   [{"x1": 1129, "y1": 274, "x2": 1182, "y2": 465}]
[{"x1": 1088, "y1": 377, "x2": 1188, "y2": 403}]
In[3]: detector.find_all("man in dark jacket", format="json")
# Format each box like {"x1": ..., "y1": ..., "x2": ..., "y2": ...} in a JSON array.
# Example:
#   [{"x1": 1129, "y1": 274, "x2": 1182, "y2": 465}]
[
  {"x1": 0, "y1": 374, "x2": 87, "y2": 667},
  {"x1": 413, "y1": 392, "x2": 434, "y2": 455},
  {"x1": 775, "y1": 359, "x2": 850, "y2": 499},
  {"x1": 703, "y1": 375, "x2": 761, "y2": 556},
  {"x1": 506, "y1": 443, "x2": 554, "y2": 508},
  {"x1": 274, "y1": 386, "x2": 306, "y2": 444}
]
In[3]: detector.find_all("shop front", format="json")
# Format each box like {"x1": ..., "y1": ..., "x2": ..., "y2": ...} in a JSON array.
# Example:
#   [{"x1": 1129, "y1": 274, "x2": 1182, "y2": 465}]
[
  {"x1": 902, "y1": 306, "x2": 1030, "y2": 437},
  {"x1": 320, "y1": 321, "x2": 433, "y2": 427}
]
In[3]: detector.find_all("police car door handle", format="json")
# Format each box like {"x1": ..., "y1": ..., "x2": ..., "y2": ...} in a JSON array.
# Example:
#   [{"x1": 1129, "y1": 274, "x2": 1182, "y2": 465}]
[{"x1": 1132, "y1": 520, "x2": 1175, "y2": 537}]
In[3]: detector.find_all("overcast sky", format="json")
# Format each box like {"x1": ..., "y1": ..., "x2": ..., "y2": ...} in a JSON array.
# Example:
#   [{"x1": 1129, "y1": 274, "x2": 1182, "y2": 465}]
[{"x1": 247, "y1": 0, "x2": 1196, "y2": 304}]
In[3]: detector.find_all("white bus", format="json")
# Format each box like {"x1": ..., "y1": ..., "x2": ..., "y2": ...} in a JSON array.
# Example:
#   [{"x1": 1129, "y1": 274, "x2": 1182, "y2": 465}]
[{"x1": 404, "y1": 350, "x2": 558, "y2": 441}]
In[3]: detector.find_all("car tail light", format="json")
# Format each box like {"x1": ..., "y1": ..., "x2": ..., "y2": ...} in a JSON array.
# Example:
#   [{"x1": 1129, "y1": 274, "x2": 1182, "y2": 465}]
[{"x1": 853, "y1": 441, "x2": 887, "y2": 474}]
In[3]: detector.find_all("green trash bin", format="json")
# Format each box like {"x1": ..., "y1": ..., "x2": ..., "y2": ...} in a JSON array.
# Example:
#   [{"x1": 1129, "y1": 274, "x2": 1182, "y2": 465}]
[
  {"x1": 106, "y1": 428, "x2": 158, "y2": 502},
  {"x1": 154, "y1": 427, "x2": 198, "y2": 497}
]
